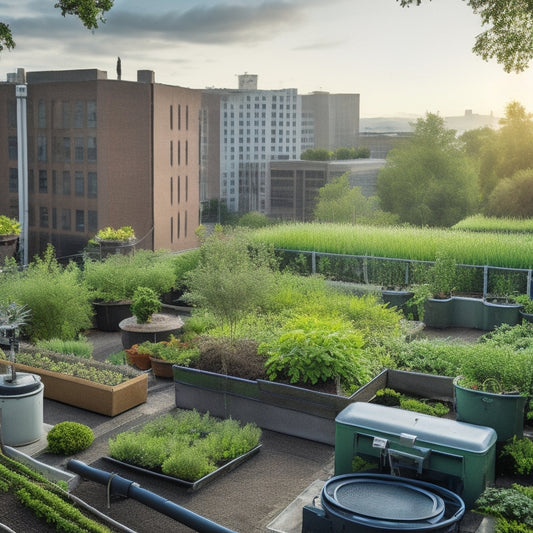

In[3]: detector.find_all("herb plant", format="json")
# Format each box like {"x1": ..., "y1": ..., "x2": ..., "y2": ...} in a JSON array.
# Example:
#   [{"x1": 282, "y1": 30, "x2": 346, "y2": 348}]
[{"x1": 47, "y1": 422, "x2": 94, "y2": 455}]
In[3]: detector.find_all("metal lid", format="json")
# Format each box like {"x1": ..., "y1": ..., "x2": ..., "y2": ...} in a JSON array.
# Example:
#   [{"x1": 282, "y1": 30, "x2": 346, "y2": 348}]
[
  {"x1": 0, "y1": 373, "x2": 42, "y2": 395},
  {"x1": 336, "y1": 402, "x2": 497, "y2": 452}
]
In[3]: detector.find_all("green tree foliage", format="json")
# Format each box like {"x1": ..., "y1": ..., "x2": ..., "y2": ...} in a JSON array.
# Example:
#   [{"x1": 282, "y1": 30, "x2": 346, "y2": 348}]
[
  {"x1": 377, "y1": 113, "x2": 479, "y2": 227},
  {"x1": 398, "y1": 0, "x2": 533, "y2": 72},
  {"x1": 334, "y1": 147, "x2": 371, "y2": 160},
  {"x1": 301, "y1": 148, "x2": 333, "y2": 161},
  {"x1": 183, "y1": 230, "x2": 277, "y2": 339},
  {"x1": 314, "y1": 173, "x2": 397, "y2": 225},
  {"x1": 478, "y1": 101, "x2": 533, "y2": 203},
  {"x1": 485, "y1": 168, "x2": 533, "y2": 218},
  {"x1": 1, "y1": 1, "x2": 113, "y2": 51}
]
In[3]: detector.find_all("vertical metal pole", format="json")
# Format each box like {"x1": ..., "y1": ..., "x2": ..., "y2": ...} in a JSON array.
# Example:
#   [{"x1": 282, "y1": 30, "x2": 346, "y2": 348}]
[
  {"x1": 16, "y1": 85, "x2": 28, "y2": 267},
  {"x1": 483, "y1": 266, "x2": 488, "y2": 299}
]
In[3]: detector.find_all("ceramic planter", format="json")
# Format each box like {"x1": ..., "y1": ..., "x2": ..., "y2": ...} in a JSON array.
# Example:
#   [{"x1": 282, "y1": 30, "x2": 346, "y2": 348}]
[
  {"x1": 0, "y1": 234, "x2": 19, "y2": 263},
  {"x1": 149, "y1": 356, "x2": 174, "y2": 378},
  {"x1": 119, "y1": 314, "x2": 184, "y2": 349},
  {"x1": 93, "y1": 301, "x2": 133, "y2": 332},
  {"x1": 173, "y1": 367, "x2": 454, "y2": 445},
  {"x1": 12, "y1": 363, "x2": 148, "y2": 416},
  {"x1": 520, "y1": 310, "x2": 533, "y2": 323},
  {"x1": 381, "y1": 290, "x2": 414, "y2": 313},
  {"x1": 453, "y1": 377, "x2": 527, "y2": 442}
]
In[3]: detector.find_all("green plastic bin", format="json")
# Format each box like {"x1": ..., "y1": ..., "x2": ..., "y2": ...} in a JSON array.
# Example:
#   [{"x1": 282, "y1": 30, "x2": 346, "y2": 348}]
[{"x1": 334, "y1": 402, "x2": 497, "y2": 508}]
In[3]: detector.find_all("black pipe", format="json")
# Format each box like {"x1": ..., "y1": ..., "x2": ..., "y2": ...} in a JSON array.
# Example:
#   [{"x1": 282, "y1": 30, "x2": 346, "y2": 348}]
[{"x1": 67, "y1": 459, "x2": 237, "y2": 533}]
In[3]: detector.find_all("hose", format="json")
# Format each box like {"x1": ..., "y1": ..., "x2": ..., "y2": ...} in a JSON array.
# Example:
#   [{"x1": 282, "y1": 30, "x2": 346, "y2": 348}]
[{"x1": 67, "y1": 459, "x2": 237, "y2": 533}]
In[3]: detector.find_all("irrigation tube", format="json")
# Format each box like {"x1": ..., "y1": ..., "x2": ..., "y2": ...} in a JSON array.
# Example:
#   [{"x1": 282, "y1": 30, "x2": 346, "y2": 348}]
[{"x1": 67, "y1": 460, "x2": 237, "y2": 533}]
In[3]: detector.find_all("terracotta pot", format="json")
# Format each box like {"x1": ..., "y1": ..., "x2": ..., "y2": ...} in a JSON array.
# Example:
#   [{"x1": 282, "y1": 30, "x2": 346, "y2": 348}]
[
  {"x1": 149, "y1": 356, "x2": 174, "y2": 378},
  {"x1": 125, "y1": 345, "x2": 152, "y2": 370}
]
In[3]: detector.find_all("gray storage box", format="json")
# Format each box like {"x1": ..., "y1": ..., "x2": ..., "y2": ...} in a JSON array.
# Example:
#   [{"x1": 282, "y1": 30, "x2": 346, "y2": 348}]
[{"x1": 334, "y1": 402, "x2": 497, "y2": 508}]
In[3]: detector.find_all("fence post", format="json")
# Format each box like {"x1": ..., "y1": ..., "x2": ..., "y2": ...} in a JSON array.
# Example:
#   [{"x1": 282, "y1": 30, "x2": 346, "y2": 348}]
[
  {"x1": 528, "y1": 270, "x2": 532, "y2": 298},
  {"x1": 311, "y1": 251, "x2": 316, "y2": 275},
  {"x1": 483, "y1": 266, "x2": 488, "y2": 299}
]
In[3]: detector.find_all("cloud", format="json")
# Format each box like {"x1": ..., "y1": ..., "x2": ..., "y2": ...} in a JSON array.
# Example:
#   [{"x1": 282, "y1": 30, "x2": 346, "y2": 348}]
[{"x1": 6, "y1": 1, "x2": 312, "y2": 47}]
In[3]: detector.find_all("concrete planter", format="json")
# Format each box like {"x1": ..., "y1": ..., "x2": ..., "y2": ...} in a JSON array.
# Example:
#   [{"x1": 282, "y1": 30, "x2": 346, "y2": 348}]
[
  {"x1": 119, "y1": 313, "x2": 184, "y2": 349},
  {"x1": 173, "y1": 367, "x2": 454, "y2": 445},
  {"x1": 12, "y1": 363, "x2": 148, "y2": 416}
]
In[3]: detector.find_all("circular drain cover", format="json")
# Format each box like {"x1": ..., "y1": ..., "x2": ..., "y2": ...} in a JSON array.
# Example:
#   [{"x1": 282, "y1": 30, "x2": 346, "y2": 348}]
[{"x1": 325, "y1": 478, "x2": 445, "y2": 522}]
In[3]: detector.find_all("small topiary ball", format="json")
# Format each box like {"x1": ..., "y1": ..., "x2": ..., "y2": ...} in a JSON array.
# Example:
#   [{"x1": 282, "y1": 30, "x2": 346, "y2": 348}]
[{"x1": 47, "y1": 421, "x2": 95, "y2": 455}]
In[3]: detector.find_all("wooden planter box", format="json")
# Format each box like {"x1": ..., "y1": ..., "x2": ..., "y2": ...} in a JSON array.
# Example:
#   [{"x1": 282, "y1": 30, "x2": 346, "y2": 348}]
[
  {"x1": 173, "y1": 367, "x2": 454, "y2": 445},
  {"x1": 12, "y1": 363, "x2": 148, "y2": 416}
]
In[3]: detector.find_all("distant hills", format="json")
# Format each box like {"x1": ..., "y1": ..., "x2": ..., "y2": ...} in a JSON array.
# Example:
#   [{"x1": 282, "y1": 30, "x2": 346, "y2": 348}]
[{"x1": 360, "y1": 112, "x2": 500, "y2": 134}]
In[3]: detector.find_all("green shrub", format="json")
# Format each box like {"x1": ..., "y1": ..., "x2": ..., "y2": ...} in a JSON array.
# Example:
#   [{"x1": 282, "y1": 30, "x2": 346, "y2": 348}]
[
  {"x1": 47, "y1": 422, "x2": 94, "y2": 455},
  {"x1": 35, "y1": 337, "x2": 93, "y2": 358},
  {"x1": 94, "y1": 225, "x2": 135, "y2": 241},
  {"x1": 161, "y1": 447, "x2": 216, "y2": 481},
  {"x1": 170, "y1": 250, "x2": 201, "y2": 290},
  {"x1": 83, "y1": 249, "x2": 176, "y2": 302},
  {"x1": 0, "y1": 245, "x2": 93, "y2": 341},
  {"x1": 260, "y1": 313, "x2": 369, "y2": 386},
  {"x1": 499, "y1": 437, "x2": 533, "y2": 476},
  {"x1": 0, "y1": 215, "x2": 20, "y2": 235},
  {"x1": 374, "y1": 388, "x2": 401, "y2": 406},
  {"x1": 399, "y1": 397, "x2": 450, "y2": 417},
  {"x1": 130, "y1": 287, "x2": 161, "y2": 323},
  {"x1": 138, "y1": 336, "x2": 200, "y2": 365},
  {"x1": 475, "y1": 485, "x2": 533, "y2": 528}
]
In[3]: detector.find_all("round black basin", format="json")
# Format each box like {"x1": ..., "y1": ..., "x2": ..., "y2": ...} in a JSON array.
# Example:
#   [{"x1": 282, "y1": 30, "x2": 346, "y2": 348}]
[{"x1": 321, "y1": 473, "x2": 465, "y2": 532}]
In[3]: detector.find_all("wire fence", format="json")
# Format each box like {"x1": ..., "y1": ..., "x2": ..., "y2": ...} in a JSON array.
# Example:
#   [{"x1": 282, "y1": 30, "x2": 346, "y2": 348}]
[{"x1": 275, "y1": 249, "x2": 533, "y2": 299}]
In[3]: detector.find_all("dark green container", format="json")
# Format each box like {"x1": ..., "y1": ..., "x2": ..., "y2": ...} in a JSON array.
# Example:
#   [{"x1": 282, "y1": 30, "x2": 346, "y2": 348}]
[{"x1": 454, "y1": 377, "x2": 527, "y2": 442}]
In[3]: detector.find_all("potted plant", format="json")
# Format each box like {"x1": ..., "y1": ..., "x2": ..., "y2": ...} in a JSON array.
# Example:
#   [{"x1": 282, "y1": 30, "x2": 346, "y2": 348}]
[
  {"x1": 0, "y1": 215, "x2": 20, "y2": 263},
  {"x1": 92, "y1": 225, "x2": 136, "y2": 258},
  {"x1": 513, "y1": 294, "x2": 533, "y2": 323},
  {"x1": 119, "y1": 287, "x2": 184, "y2": 349},
  {"x1": 84, "y1": 250, "x2": 177, "y2": 331},
  {"x1": 140, "y1": 336, "x2": 200, "y2": 378},
  {"x1": 453, "y1": 335, "x2": 533, "y2": 441}
]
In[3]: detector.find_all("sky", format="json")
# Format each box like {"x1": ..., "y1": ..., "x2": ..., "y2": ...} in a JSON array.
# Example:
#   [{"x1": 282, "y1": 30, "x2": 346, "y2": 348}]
[{"x1": 1, "y1": 0, "x2": 533, "y2": 118}]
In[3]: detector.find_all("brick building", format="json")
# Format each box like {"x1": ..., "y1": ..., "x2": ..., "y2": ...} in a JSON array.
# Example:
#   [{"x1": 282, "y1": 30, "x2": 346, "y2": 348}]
[{"x1": 0, "y1": 68, "x2": 201, "y2": 261}]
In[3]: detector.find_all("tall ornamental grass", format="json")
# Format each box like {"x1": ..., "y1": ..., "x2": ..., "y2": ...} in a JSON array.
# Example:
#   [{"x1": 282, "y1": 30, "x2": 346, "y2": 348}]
[
  {"x1": 249, "y1": 223, "x2": 533, "y2": 268},
  {"x1": 453, "y1": 215, "x2": 533, "y2": 233}
]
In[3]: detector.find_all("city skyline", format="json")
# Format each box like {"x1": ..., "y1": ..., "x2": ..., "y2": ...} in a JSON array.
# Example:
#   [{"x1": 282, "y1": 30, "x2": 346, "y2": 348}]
[{"x1": 1, "y1": 0, "x2": 533, "y2": 118}]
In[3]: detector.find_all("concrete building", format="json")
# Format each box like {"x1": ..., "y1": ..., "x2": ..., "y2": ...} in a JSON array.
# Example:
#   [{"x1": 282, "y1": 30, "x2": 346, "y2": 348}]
[
  {"x1": 302, "y1": 91, "x2": 360, "y2": 150},
  {"x1": 269, "y1": 158, "x2": 385, "y2": 221},
  {"x1": 201, "y1": 76, "x2": 305, "y2": 214},
  {"x1": 0, "y1": 68, "x2": 201, "y2": 260}
]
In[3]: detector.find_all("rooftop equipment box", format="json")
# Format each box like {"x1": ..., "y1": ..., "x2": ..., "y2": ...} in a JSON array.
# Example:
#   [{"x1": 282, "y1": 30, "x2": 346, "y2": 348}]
[{"x1": 335, "y1": 402, "x2": 497, "y2": 508}]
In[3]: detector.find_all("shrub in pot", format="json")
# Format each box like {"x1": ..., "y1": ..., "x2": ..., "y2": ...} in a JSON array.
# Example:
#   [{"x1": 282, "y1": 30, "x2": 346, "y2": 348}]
[{"x1": 130, "y1": 287, "x2": 161, "y2": 324}]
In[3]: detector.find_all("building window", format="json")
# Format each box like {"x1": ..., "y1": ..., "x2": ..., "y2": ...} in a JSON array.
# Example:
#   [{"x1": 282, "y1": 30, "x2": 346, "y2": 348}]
[
  {"x1": 75, "y1": 171, "x2": 84, "y2": 197},
  {"x1": 75, "y1": 210, "x2": 85, "y2": 232},
  {"x1": 170, "y1": 105, "x2": 173, "y2": 130},
  {"x1": 185, "y1": 140, "x2": 188, "y2": 165},
  {"x1": 177, "y1": 176, "x2": 181, "y2": 204},
  {"x1": 38, "y1": 99, "x2": 46, "y2": 128},
  {"x1": 170, "y1": 141, "x2": 173, "y2": 166},
  {"x1": 87, "y1": 137, "x2": 96, "y2": 161},
  {"x1": 52, "y1": 170, "x2": 57, "y2": 194},
  {"x1": 39, "y1": 206, "x2": 49, "y2": 228},
  {"x1": 178, "y1": 141, "x2": 181, "y2": 165},
  {"x1": 39, "y1": 170, "x2": 48, "y2": 193},
  {"x1": 52, "y1": 208, "x2": 57, "y2": 229},
  {"x1": 87, "y1": 101, "x2": 96, "y2": 128},
  {"x1": 88, "y1": 210, "x2": 98, "y2": 232},
  {"x1": 62, "y1": 137, "x2": 71, "y2": 162},
  {"x1": 28, "y1": 169, "x2": 34, "y2": 193},
  {"x1": 62, "y1": 171, "x2": 71, "y2": 195},
  {"x1": 62, "y1": 101, "x2": 71, "y2": 128},
  {"x1": 9, "y1": 168, "x2": 18, "y2": 193},
  {"x1": 61, "y1": 209, "x2": 71, "y2": 230},
  {"x1": 185, "y1": 210, "x2": 188, "y2": 237},
  {"x1": 177, "y1": 212, "x2": 180, "y2": 239},
  {"x1": 37, "y1": 136, "x2": 47, "y2": 161},
  {"x1": 8, "y1": 136, "x2": 17, "y2": 160},
  {"x1": 170, "y1": 177, "x2": 173, "y2": 205},
  {"x1": 178, "y1": 105, "x2": 181, "y2": 130},
  {"x1": 185, "y1": 175, "x2": 188, "y2": 202},
  {"x1": 74, "y1": 100, "x2": 83, "y2": 128},
  {"x1": 7, "y1": 101, "x2": 16, "y2": 128},
  {"x1": 170, "y1": 216, "x2": 174, "y2": 243},
  {"x1": 186, "y1": 105, "x2": 189, "y2": 130},
  {"x1": 74, "y1": 137, "x2": 84, "y2": 161},
  {"x1": 87, "y1": 172, "x2": 97, "y2": 198}
]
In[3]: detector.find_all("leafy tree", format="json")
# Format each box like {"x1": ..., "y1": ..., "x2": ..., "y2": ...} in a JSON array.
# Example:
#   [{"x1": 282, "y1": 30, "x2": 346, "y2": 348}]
[
  {"x1": 485, "y1": 168, "x2": 533, "y2": 218},
  {"x1": 377, "y1": 113, "x2": 479, "y2": 227},
  {"x1": 314, "y1": 173, "x2": 396, "y2": 225},
  {"x1": 301, "y1": 148, "x2": 333, "y2": 161},
  {"x1": 398, "y1": 1, "x2": 533, "y2": 72},
  {"x1": 478, "y1": 101, "x2": 533, "y2": 203},
  {"x1": 1, "y1": 0, "x2": 113, "y2": 51}
]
